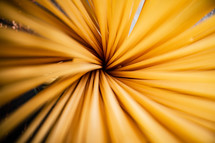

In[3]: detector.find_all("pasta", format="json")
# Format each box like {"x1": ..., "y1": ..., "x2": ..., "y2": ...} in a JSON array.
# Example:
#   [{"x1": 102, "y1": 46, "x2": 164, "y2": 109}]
[{"x1": 0, "y1": 0, "x2": 215, "y2": 142}]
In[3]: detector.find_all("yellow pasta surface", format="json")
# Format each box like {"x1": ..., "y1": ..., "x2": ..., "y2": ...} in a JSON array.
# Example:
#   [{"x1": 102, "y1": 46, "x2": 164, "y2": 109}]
[{"x1": 0, "y1": 0, "x2": 215, "y2": 142}]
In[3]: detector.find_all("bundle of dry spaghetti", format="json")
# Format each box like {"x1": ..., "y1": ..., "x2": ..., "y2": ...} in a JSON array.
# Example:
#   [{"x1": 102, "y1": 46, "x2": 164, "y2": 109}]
[{"x1": 0, "y1": 0, "x2": 215, "y2": 142}]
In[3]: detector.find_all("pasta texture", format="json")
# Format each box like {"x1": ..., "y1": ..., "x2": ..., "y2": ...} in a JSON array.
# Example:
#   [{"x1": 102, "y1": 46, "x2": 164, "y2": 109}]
[{"x1": 0, "y1": 0, "x2": 215, "y2": 142}]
